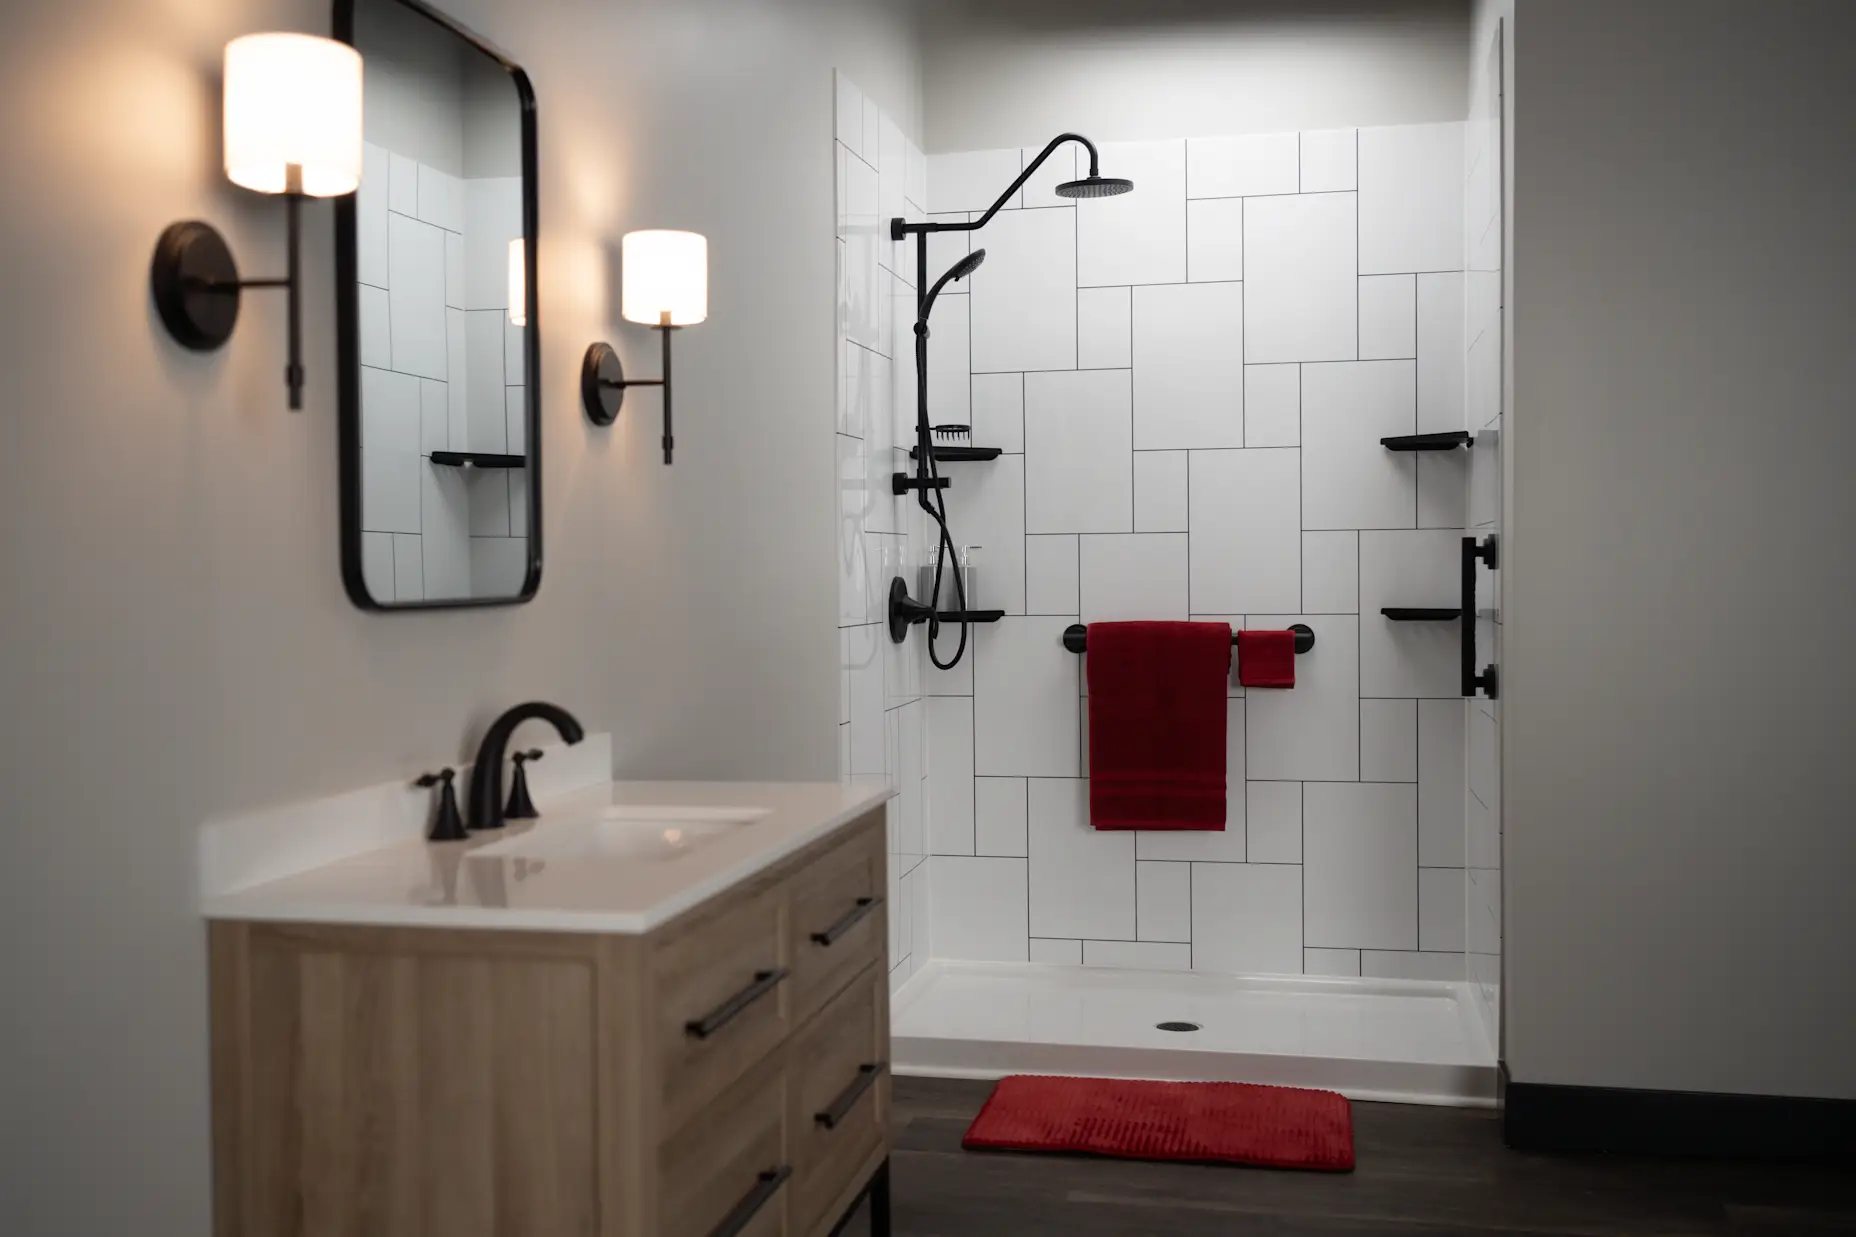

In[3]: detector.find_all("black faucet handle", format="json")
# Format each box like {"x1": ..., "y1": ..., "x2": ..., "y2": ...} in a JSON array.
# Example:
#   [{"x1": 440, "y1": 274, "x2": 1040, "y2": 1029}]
[
  {"x1": 416, "y1": 768, "x2": 469, "y2": 842},
  {"x1": 513, "y1": 748, "x2": 545, "y2": 764},
  {"x1": 504, "y1": 751, "x2": 542, "y2": 820}
]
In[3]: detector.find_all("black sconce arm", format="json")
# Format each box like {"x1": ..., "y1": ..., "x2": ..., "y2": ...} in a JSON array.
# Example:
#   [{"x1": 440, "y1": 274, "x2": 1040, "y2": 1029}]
[{"x1": 581, "y1": 317, "x2": 680, "y2": 464}]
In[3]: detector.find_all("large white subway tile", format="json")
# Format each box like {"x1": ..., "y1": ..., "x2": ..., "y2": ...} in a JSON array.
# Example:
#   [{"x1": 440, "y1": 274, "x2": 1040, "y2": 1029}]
[
  {"x1": 504, "y1": 388, "x2": 526, "y2": 460},
  {"x1": 359, "y1": 284, "x2": 391, "y2": 370},
  {"x1": 1362, "y1": 950, "x2": 1463, "y2": 981},
  {"x1": 1133, "y1": 282, "x2": 1244, "y2": 450},
  {"x1": 910, "y1": 860, "x2": 933, "y2": 965},
  {"x1": 464, "y1": 310, "x2": 508, "y2": 453},
  {"x1": 445, "y1": 309, "x2": 468, "y2": 445},
  {"x1": 1246, "y1": 614, "x2": 1359, "y2": 781},
  {"x1": 960, "y1": 453, "x2": 1026, "y2": 615},
  {"x1": 417, "y1": 164, "x2": 463, "y2": 233},
  {"x1": 1029, "y1": 937, "x2": 1082, "y2": 965},
  {"x1": 1359, "y1": 274, "x2": 1416, "y2": 360},
  {"x1": 445, "y1": 232, "x2": 464, "y2": 309},
  {"x1": 419, "y1": 378, "x2": 449, "y2": 454},
  {"x1": 1302, "y1": 530, "x2": 1359, "y2": 613},
  {"x1": 1360, "y1": 530, "x2": 1462, "y2": 697},
  {"x1": 1361, "y1": 699, "x2": 1419, "y2": 781},
  {"x1": 1080, "y1": 533, "x2": 1188, "y2": 623},
  {"x1": 1186, "y1": 198, "x2": 1243, "y2": 283},
  {"x1": 878, "y1": 114, "x2": 907, "y2": 275},
  {"x1": 1028, "y1": 777, "x2": 1135, "y2": 940},
  {"x1": 1025, "y1": 534, "x2": 1079, "y2": 615},
  {"x1": 359, "y1": 366, "x2": 422, "y2": 532},
  {"x1": 1246, "y1": 780, "x2": 1303, "y2": 863},
  {"x1": 1420, "y1": 867, "x2": 1466, "y2": 952},
  {"x1": 468, "y1": 537, "x2": 527, "y2": 598},
  {"x1": 361, "y1": 531, "x2": 395, "y2": 602},
  {"x1": 466, "y1": 471, "x2": 511, "y2": 537},
  {"x1": 357, "y1": 142, "x2": 389, "y2": 288},
  {"x1": 1418, "y1": 698, "x2": 1467, "y2": 866},
  {"x1": 1301, "y1": 360, "x2": 1417, "y2": 530},
  {"x1": 392, "y1": 533, "x2": 423, "y2": 600},
  {"x1": 924, "y1": 293, "x2": 969, "y2": 431},
  {"x1": 1469, "y1": 700, "x2": 1499, "y2": 830},
  {"x1": 1244, "y1": 192, "x2": 1356, "y2": 363},
  {"x1": 388, "y1": 152, "x2": 418, "y2": 216},
  {"x1": 834, "y1": 71, "x2": 863, "y2": 160},
  {"x1": 836, "y1": 435, "x2": 869, "y2": 625},
  {"x1": 841, "y1": 153, "x2": 883, "y2": 353},
  {"x1": 1300, "y1": 129, "x2": 1357, "y2": 192},
  {"x1": 1191, "y1": 863, "x2": 1303, "y2": 976},
  {"x1": 1079, "y1": 140, "x2": 1186, "y2": 286},
  {"x1": 1136, "y1": 861, "x2": 1191, "y2": 942},
  {"x1": 844, "y1": 625, "x2": 886, "y2": 777},
  {"x1": 975, "y1": 617, "x2": 1080, "y2": 776},
  {"x1": 1304, "y1": 948, "x2": 1361, "y2": 977},
  {"x1": 1417, "y1": 272, "x2": 1467, "y2": 432},
  {"x1": 1130, "y1": 698, "x2": 1245, "y2": 858},
  {"x1": 463, "y1": 178, "x2": 522, "y2": 310},
  {"x1": 930, "y1": 148, "x2": 1022, "y2": 213},
  {"x1": 1084, "y1": 941, "x2": 1191, "y2": 971},
  {"x1": 1187, "y1": 132, "x2": 1298, "y2": 198},
  {"x1": 386, "y1": 212, "x2": 448, "y2": 380},
  {"x1": 1133, "y1": 451, "x2": 1188, "y2": 532},
  {"x1": 1305, "y1": 782, "x2": 1419, "y2": 950},
  {"x1": 1187, "y1": 449, "x2": 1299, "y2": 613},
  {"x1": 898, "y1": 700, "x2": 926, "y2": 861},
  {"x1": 975, "y1": 776, "x2": 1028, "y2": 856},
  {"x1": 1244, "y1": 364, "x2": 1300, "y2": 447},
  {"x1": 1418, "y1": 450, "x2": 1470, "y2": 530},
  {"x1": 1359, "y1": 122, "x2": 1464, "y2": 274},
  {"x1": 971, "y1": 207, "x2": 1076, "y2": 373},
  {"x1": 1024, "y1": 370, "x2": 1133, "y2": 534},
  {"x1": 930, "y1": 856, "x2": 1028, "y2": 962},
  {"x1": 841, "y1": 341, "x2": 869, "y2": 440},
  {"x1": 419, "y1": 466, "x2": 470, "y2": 600},
  {"x1": 1019, "y1": 141, "x2": 1076, "y2": 209},
  {"x1": 1077, "y1": 286, "x2": 1132, "y2": 369},
  {"x1": 971, "y1": 372, "x2": 1024, "y2": 452}
]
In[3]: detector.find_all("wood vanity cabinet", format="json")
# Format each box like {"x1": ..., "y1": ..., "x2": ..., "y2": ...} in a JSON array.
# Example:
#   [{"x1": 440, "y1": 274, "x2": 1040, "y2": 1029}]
[{"x1": 208, "y1": 807, "x2": 890, "y2": 1237}]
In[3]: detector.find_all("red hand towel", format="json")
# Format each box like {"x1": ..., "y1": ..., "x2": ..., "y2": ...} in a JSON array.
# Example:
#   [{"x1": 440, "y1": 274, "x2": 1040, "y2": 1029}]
[
  {"x1": 1237, "y1": 629, "x2": 1296, "y2": 688},
  {"x1": 1086, "y1": 621, "x2": 1229, "y2": 831}
]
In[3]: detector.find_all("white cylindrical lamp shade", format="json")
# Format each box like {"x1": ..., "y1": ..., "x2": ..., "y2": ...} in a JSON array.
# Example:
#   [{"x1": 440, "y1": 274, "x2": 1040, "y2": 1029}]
[
  {"x1": 620, "y1": 230, "x2": 708, "y2": 326},
  {"x1": 223, "y1": 34, "x2": 364, "y2": 197},
  {"x1": 508, "y1": 238, "x2": 527, "y2": 327}
]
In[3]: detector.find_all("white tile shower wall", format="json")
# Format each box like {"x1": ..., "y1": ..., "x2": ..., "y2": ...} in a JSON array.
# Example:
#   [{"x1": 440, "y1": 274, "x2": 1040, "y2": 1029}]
[
  {"x1": 880, "y1": 120, "x2": 1472, "y2": 981},
  {"x1": 834, "y1": 74, "x2": 937, "y2": 993}
]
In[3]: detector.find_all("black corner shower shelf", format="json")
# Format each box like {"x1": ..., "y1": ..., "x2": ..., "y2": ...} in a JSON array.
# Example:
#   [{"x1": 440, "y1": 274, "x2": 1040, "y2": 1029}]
[
  {"x1": 936, "y1": 609, "x2": 1005, "y2": 624},
  {"x1": 1381, "y1": 607, "x2": 1463, "y2": 621},
  {"x1": 1381, "y1": 430, "x2": 1472, "y2": 452},
  {"x1": 431, "y1": 451, "x2": 525, "y2": 469},
  {"x1": 908, "y1": 445, "x2": 1005, "y2": 463}
]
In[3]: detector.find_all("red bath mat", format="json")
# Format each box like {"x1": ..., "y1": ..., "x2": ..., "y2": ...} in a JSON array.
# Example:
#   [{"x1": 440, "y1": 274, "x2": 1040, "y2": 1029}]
[{"x1": 962, "y1": 1075, "x2": 1354, "y2": 1171}]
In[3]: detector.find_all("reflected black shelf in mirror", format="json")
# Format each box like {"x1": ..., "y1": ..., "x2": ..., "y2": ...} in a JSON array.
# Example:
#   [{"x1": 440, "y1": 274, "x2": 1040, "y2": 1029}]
[
  {"x1": 1382, "y1": 430, "x2": 1472, "y2": 452},
  {"x1": 936, "y1": 610, "x2": 1005, "y2": 623},
  {"x1": 1381, "y1": 607, "x2": 1463, "y2": 621},
  {"x1": 430, "y1": 451, "x2": 525, "y2": 469},
  {"x1": 908, "y1": 445, "x2": 1005, "y2": 463}
]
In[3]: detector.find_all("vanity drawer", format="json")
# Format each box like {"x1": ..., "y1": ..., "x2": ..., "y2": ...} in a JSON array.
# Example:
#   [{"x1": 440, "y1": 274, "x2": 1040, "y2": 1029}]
[
  {"x1": 654, "y1": 882, "x2": 792, "y2": 1135},
  {"x1": 786, "y1": 964, "x2": 888, "y2": 1236},
  {"x1": 659, "y1": 1061, "x2": 790, "y2": 1237},
  {"x1": 786, "y1": 811, "x2": 886, "y2": 1025}
]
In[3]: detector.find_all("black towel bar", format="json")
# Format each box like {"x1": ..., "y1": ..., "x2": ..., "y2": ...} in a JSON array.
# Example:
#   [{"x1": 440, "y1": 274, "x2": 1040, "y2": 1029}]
[{"x1": 1062, "y1": 623, "x2": 1314, "y2": 655}]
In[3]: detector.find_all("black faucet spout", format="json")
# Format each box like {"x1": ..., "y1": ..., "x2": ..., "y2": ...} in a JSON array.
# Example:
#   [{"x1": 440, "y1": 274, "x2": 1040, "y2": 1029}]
[{"x1": 467, "y1": 702, "x2": 585, "y2": 831}]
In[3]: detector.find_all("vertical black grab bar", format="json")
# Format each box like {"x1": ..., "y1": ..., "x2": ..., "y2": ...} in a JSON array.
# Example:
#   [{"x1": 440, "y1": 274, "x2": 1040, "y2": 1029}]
[{"x1": 1461, "y1": 535, "x2": 1499, "y2": 699}]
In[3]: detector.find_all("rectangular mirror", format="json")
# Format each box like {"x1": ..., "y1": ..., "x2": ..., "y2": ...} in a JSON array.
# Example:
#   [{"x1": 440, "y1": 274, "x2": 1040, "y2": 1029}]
[{"x1": 335, "y1": 0, "x2": 539, "y2": 609}]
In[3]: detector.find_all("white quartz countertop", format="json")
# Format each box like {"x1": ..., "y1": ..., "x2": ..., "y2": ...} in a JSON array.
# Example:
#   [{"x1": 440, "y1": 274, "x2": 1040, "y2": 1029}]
[{"x1": 202, "y1": 780, "x2": 895, "y2": 935}]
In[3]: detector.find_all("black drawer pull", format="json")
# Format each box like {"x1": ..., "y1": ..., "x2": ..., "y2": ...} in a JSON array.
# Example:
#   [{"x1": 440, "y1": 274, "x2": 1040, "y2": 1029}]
[
  {"x1": 811, "y1": 896, "x2": 883, "y2": 946},
  {"x1": 706, "y1": 1164, "x2": 791, "y2": 1237},
  {"x1": 815, "y1": 1062, "x2": 888, "y2": 1130},
  {"x1": 685, "y1": 967, "x2": 789, "y2": 1040}
]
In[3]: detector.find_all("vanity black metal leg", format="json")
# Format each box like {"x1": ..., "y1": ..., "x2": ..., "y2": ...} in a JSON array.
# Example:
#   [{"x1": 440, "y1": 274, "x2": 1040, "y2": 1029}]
[{"x1": 870, "y1": 1157, "x2": 891, "y2": 1237}]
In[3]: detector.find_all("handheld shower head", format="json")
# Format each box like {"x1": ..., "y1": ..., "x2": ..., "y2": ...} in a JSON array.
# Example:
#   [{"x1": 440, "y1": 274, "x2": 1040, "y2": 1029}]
[
  {"x1": 921, "y1": 248, "x2": 986, "y2": 322},
  {"x1": 1056, "y1": 174, "x2": 1134, "y2": 199}
]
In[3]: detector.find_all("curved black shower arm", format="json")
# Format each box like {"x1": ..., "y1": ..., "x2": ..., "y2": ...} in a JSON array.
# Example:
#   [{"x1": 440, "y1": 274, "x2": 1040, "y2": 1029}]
[{"x1": 889, "y1": 133, "x2": 1101, "y2": 241}]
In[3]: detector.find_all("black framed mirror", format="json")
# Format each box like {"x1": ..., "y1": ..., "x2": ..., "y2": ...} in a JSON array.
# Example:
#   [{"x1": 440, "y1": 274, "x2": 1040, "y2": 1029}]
[{"x1": 334, "y1": 0, "x2": 540, "y2": 609}]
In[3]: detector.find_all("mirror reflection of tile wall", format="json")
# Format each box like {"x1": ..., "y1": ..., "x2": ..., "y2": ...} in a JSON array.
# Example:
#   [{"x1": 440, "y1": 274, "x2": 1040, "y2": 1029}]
[{"x1": 353, "y1": 0, "x2": 527, "y2": 603}]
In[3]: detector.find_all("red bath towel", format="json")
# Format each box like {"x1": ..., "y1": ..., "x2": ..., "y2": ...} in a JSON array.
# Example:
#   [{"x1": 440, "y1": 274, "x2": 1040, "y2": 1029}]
[
  {"x1": 1086, "y1": 621, "x2": 1229, "y2": 830},
  {"x1": 1237, "y1": 629, "x2": 1296, "y2": 688}
]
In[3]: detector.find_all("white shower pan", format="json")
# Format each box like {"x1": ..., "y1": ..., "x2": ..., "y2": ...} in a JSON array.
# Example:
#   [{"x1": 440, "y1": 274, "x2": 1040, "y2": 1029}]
[{"x1": 891, "y1": 960, "x2": 1497, "y2": 1107}]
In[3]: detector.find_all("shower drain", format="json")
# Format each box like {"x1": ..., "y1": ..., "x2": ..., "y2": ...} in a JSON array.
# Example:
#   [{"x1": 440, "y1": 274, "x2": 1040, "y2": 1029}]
[{"x1": 1155, "y1": 1020, "x2": 1201, "y2": 1032}]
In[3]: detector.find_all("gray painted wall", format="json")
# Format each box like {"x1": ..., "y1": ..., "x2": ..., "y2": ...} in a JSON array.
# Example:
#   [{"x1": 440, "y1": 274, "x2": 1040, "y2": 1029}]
[
  {"x1": 1506, "y1": 0, "x2": 1856, "y2": 1099},
  {"x1": 0, "y1": 0, "x2": 919, "y2": 1231},
  {"x1": 923, "y1": 0, "x2": 1471, "y2": 152}
]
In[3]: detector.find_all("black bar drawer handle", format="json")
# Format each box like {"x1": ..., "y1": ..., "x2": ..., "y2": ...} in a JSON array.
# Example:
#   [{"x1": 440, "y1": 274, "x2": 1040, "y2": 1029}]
[
  {"x1": 816, "y1": 1062, "x2": 888, "y2": 1130},
  {"x1": 810, "y1": 896, "x2": 883, "y2": 947},
  {"x1": 685, "y1": 967, "x2": 789, "y2": 1040},
  {"x1": 706, "y1": 1164, "x2": 791, "y2": 1237}
]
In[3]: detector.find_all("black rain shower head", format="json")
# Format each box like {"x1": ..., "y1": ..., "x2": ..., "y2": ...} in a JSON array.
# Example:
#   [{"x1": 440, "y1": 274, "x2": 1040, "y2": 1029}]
[{"x1": 1056, "y1": 175, "x2": 1135, "y2": 199}]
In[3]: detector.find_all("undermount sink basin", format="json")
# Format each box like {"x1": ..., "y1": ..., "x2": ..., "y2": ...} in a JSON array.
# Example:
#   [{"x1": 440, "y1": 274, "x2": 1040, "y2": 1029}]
[{"x1": 469, "y1": 804, "x2": 771, "y2": 863}]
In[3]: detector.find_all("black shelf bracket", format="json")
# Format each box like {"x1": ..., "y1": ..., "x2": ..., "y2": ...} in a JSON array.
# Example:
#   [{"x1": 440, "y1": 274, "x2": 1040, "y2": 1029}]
[
  {"x1": 1062, "y1": 622, "x2": 1314, "y2": 654},
  {"x1": 892, "y1": 472, "x2": 952, "y2": 495},
  {"x1": 1382, "y1": 607, "x2": 1463, "y2": 621},
  {"x1": 1383, "y1": 430, "x2": 1473, "y2": 452}
]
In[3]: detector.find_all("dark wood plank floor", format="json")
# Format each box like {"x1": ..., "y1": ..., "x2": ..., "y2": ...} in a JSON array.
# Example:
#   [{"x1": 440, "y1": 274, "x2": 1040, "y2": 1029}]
[{"x1": 841, "y1": 1076, "x2": 1856, "y2": 1236}]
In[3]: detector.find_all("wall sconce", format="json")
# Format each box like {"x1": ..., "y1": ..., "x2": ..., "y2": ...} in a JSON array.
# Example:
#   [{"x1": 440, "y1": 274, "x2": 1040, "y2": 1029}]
[
  {"x1": 507, "y1": 238, "x2": 527, "y2": 327},
  {"x1": 581, "y1": 229, "x2": 708, "y2": 464},
  {"x1": 150, "y1": 33, "x2": 363, "y2": 409}
]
